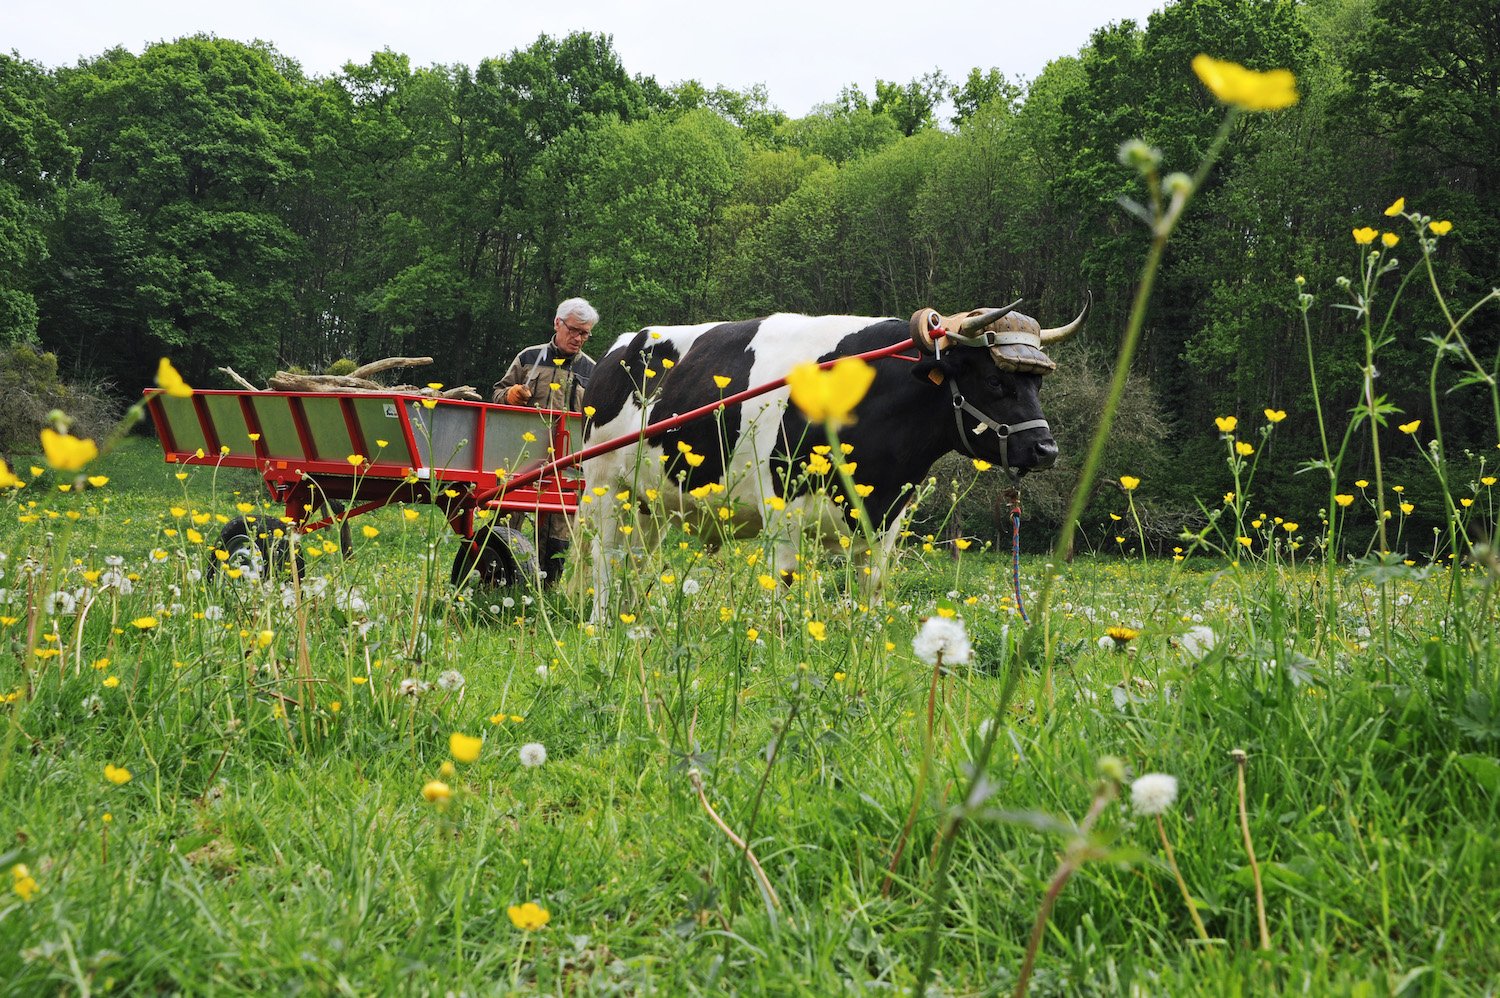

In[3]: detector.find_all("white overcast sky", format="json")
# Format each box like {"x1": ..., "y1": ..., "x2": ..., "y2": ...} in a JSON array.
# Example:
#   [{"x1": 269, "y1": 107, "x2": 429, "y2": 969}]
[{"x1": 8, "y1": 0, "x2": 1166, "y2": 118}]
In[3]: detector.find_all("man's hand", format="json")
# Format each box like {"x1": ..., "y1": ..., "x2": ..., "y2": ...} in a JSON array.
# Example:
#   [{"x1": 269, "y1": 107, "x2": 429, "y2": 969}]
[{"x1": 504, "y1": 385, "x2": 533, "y2": 405}]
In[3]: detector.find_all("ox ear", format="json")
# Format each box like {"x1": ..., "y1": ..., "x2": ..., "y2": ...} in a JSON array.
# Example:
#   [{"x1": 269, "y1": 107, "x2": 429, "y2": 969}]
[{"x1": 911, "y1": 357, "x2": 953, "y2": 387}]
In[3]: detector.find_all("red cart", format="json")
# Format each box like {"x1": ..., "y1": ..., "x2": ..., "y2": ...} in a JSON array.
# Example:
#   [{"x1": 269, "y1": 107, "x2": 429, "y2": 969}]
[{"x1": 144, "y1": 388, "x2": 582, "y2": 586}]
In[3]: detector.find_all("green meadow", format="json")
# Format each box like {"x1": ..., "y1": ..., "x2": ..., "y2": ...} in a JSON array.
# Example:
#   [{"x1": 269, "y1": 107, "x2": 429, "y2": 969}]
[{"x1": 1, "y1": 423, "x2": 1496, "y2": 994}]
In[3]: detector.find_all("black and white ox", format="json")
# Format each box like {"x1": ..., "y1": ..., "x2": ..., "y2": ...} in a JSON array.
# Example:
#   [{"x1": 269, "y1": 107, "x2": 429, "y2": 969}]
[{"x1": 580, "y1": 301, "x2": 1087, "y2": 613}]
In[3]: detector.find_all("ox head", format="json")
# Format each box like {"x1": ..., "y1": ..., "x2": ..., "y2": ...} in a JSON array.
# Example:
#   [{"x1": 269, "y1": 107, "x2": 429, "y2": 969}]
[{"x1": 909, "y1": 294, "x2": 1089, "y2": 478}]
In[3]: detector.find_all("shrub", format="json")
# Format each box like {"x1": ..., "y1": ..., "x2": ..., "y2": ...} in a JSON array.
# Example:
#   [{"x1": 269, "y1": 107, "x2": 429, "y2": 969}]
[{"x1": 0, "y1": 342, "x2": 121, "y2": 455}]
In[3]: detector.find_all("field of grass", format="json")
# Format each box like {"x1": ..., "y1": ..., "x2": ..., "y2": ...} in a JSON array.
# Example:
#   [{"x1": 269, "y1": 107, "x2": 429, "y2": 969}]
[{"x1": 1, "y1": 433, "x2": 1496, "y2": 995}]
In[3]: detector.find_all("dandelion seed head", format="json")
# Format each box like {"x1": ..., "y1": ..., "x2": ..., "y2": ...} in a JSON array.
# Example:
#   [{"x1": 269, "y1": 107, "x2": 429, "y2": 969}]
[
  {"x1": 1131, "y1": 773, "x2": 1178, "y2": 816},
  {"x1": 912, "y1": 616, "x2": 972, "y2": 666}
]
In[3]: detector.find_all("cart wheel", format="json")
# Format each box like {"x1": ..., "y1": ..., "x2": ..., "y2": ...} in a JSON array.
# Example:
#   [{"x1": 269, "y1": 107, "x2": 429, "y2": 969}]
[
  {"x1": 451, "y1": 526, "x2": 539, "y2": 589},
  {"x1": 208, "y1": 516, "x2": 304, "y2": 581},
  {"x1": 322, "y1": 497, "x2": 354, "y2": 559}
]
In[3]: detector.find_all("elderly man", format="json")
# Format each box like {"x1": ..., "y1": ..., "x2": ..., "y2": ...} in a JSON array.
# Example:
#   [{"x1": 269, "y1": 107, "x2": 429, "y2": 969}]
[{"x1": 492, "y1": 298, "x2": 599, "y2": 584}]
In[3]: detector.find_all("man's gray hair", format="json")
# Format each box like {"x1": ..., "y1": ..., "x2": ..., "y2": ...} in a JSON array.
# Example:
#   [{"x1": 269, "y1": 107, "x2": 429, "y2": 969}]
[{"x1": 555, "y1": 297, "x2": 599, "y2": 326}]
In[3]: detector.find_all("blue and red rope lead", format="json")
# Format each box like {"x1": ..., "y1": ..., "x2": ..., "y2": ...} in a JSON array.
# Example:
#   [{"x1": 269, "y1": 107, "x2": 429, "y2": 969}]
[{"x1": 1007, "y1": 489, "x2": 1029, "y2": 623}]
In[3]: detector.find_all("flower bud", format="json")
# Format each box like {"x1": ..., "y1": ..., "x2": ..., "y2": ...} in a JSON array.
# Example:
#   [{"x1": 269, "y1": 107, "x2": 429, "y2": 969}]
[{"x1": 1118, "y1": 139, "x2": 1162, "y2": 172}]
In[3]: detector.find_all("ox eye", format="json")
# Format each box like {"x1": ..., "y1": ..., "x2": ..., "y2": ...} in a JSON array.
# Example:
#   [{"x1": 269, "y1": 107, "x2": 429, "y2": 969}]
[{"x1": 984, "y1": 371, "x2": 1005, "y2": 392}]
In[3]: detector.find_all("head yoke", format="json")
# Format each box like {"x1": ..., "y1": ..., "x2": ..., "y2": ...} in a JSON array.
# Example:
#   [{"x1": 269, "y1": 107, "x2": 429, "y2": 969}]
[{"x1": 909, "y1": 295, "x2": 1090, "y2": 375}]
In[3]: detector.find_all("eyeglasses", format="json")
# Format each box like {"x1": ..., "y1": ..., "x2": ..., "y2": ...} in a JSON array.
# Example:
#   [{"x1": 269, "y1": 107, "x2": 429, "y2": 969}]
[{"x1": 557, "y1": 319, "x2": 592, "y2": 340}]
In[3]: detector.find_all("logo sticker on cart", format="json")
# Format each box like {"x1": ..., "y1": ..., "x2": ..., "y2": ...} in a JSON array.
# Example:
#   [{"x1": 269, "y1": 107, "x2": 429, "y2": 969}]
[{"x1": 383, "y1": 404, "x2": 398, "y2": 418}]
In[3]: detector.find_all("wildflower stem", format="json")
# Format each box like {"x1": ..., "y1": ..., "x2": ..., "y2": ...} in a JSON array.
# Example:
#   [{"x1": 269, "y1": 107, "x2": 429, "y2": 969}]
[
  {"x1": 1232, "y1": 749, "x2": 1271, "y2": 950},
  {"x1": 1027, "y1": 113, "x2": 1234, "y2": 661},
  {"x1": 1012, "y1": 781, "x2": 1117, "y2": 998},
  {"x1": 881, "y1": 649, "x2": 943, "y2": 896},
  {"x1": 689, "y1": 768, "x2": 782, "y2": 917},
  {"x1": 913, "y1": 662, "x2": 1024, "y2": 993},
  {"x1": 1156, "y1": 814, "x2": 1209, "y2": 942}
]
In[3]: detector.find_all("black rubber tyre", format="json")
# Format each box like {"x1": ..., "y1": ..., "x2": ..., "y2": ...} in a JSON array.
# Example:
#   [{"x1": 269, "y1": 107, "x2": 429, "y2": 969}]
[
  {"x1": 208, "y1": 515, "x2": 304, "y2": 581},
  {"x1": 451, "y1": 526, "x2": 539, "y2": 589}
]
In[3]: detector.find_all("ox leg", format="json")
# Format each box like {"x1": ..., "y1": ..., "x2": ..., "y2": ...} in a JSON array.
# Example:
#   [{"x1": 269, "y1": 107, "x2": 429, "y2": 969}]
[
  {"x1": 862, "y1": 515, "x2": 908, "y2": 605},
  {"x1": 587, "y1": 497, "x2": 621, "y2": 627}
]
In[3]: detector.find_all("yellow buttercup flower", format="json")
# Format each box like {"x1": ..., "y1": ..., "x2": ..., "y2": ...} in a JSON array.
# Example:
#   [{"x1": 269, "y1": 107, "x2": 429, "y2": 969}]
[
  {"x1": 1335, "y1": 494, "x2": 1354, "y2": 507},
  {"x1": 104, "y1": 764, "x2": 133, "y2": 785},
  {"x1": 1264, "y1": 409, "x2": 1286, "y2": 423},
  {"x1": 1353, "y1": 227, "x2": 1378, "y2": 245},
  {"x1": 1400, "y1": 502, "x2": 1414, "y2": 515},
  {"x1": 421, "y1": 780, "x2": 452, "y2": 804},
  {"x1": 1215, "y1": 415, "x2": 1238, "y2": 434},
  {"x1": 40, "y1": 428, "x2": 98, "y2": 471},
  {"x1": 1236, "y1": 442, "x2": 1254, "y2": 456},
  {"x1": 786, "y1": 358, "x2": 875, "y2": 426},
  {"x1": 713, "y1": 375, "x2": 731, "y2": 389},
  {"x1": 1383, "y1": 197, "x2": 1405, "y2": 217},
  {"x1": 449, "y1": 732, "x2": 482, "y2": 764},
  {"x1": 131, "y1": 616, "x2": 158, "y2": 631},
  {"x1": 1190, "y1": 54, "x2": 1298, "y2": 111},
  {"x1": 1381, "y1": 232, "x2": 1399, "y2": 248},
  {"x1": 1399, "y1": 420, "x2": 1421, "y2": 435},
  {"x1": 156, "y1": 357, "x2": 193, "y2": 398},
  {"x1": 0, "y1": 461, "x2": 18, "y2": 489},
  {"x1": 1120, "y1": 475, "x2": 1140, "y2": 491},
  {"x1": 362, "y1": 525, "x2": 379, "y2": 538},
  {"x1": 1429, "y1": 220, "x2": 1453, "y2": 236},
  {"x1": 10, "y1": 863, "x2": 38, "y2": 902},
  {"x1": 972, "y1": 459, "x2": 991, "y2": 472},
  {"x1": 807, "y1": 621, "x2": 827, "y2": 642},
  {"x1": 507, "y1": 901, "x2": 551, "y2": 930},
  {"x1": 347, "y1": 454, "x2": 365, "y2": 467}
]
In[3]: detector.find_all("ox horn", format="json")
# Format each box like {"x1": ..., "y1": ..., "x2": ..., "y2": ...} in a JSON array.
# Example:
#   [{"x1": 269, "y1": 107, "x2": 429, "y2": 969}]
[
  {"x1": 1038, "y1": 291, "x2": 1092, "y2": 346},
  {"x1": 958, "y1": 297, "x2": 1026, "y2": 335}
]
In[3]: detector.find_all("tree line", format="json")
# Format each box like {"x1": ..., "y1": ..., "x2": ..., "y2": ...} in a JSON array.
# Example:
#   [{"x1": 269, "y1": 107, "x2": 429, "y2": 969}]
[{"x1": 2, "y1": 0, "x2": 1495, "y2": 542}]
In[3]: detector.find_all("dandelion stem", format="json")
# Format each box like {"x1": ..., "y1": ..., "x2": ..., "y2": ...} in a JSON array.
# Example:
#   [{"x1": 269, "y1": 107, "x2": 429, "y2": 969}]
[
  {"x1": 881, "y1": 649, "x2": 943, "y2": 896},
  {"x1": 1156, "y1": 814, "x2": 1210, "y2": 942},
  {"x1": 689, "y1": 768, "x2": 782, "y2": 917},
  {"x1": 1012, "y1": 782, "x2": 1117, "y2": 998},
  {"x1": 1232, "y1": 749, "x2": 1271, "y2": 949}
]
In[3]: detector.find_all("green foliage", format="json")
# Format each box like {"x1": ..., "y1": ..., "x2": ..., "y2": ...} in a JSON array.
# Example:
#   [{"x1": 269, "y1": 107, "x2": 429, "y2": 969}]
[
  {"x1": 872, "y1": 69, "x2": 949, "y2": 136},
  {"x1": 0, "y1": 0, "x2": 1495, "y2": 543},
  {"x1": 0, "y1": 54, "x2": 74, "y2": 345},
  {"x1": 564, "y1": 110, "x2": 744, "y2": 329}
]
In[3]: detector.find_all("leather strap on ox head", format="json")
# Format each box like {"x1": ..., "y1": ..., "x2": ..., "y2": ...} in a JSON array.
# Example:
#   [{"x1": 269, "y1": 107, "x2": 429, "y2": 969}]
[{"x1": 947, "y1": 376, "x2": 1049, "y2": 483}]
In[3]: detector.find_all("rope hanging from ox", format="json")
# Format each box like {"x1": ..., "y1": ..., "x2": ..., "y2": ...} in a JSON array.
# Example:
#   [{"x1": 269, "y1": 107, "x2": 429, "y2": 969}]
[{"x1": 1004, "y1": 486, "x2": 1029, "y2": 624}]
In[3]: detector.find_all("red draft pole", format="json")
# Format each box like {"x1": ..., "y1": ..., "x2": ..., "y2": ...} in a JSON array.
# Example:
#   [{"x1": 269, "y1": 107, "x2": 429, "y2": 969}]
[{"x1": 482, "y1": 337, "x2": 921, "y2": 501}]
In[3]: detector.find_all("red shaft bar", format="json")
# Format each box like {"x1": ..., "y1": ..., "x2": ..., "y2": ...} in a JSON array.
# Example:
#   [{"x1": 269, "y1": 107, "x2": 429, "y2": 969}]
[{"x1": 487, "y1": 336, "x2": 920, "y2": 498}]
